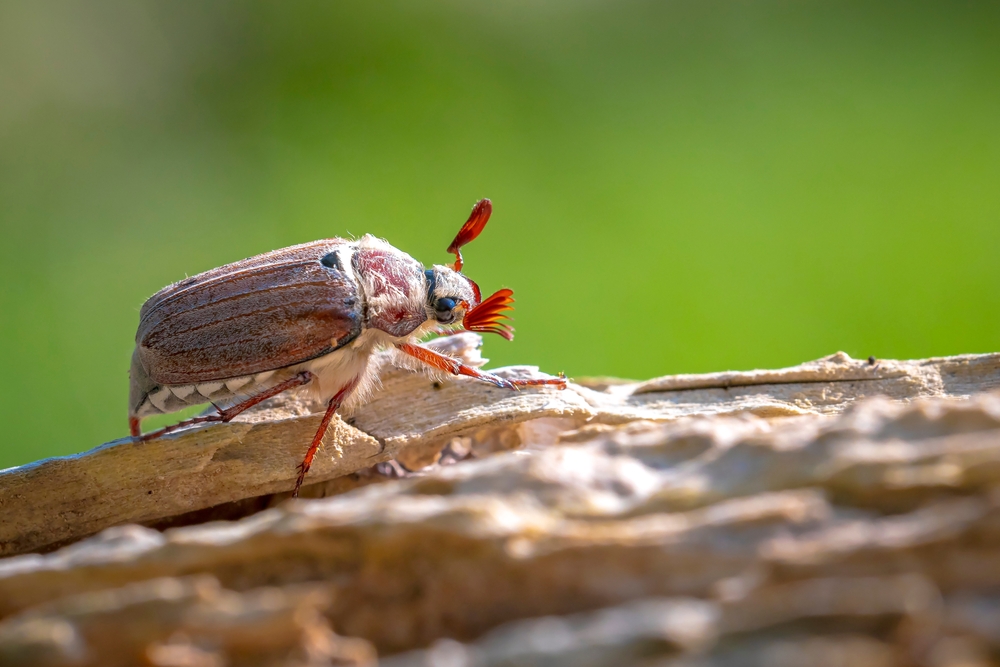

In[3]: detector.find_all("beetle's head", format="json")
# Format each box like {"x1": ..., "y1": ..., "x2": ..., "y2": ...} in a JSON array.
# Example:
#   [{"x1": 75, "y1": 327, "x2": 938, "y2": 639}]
[
  {"x1": 424, "y1": 265, "x2": 514, "y2": 340},
  {"x1": 422, "y1": 198, "x2": 515, "y2": 340}
]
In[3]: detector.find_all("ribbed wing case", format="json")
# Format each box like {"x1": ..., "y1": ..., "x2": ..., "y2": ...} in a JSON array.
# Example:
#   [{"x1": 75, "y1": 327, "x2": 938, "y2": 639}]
[{"x1": 133, "y1": 240, "x2": 362, "y2": 386}]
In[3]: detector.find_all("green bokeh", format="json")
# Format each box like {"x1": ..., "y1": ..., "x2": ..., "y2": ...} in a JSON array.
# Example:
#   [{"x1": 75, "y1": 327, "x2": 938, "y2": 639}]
[{"x1": 1, "y1": 1, "x2": 998, "y2": 468}]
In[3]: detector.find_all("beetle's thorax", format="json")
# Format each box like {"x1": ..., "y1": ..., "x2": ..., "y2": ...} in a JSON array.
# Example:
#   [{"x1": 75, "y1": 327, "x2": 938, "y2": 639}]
[{"x1": 350, "y1": 235, "x2": 429, "y2": 338}]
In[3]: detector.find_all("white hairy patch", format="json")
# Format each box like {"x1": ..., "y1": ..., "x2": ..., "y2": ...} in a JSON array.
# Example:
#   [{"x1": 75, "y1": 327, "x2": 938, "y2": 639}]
[
  {"x1": 294, "y1": 327, "x2": 391, "y2": 411},
  {"x1": 253, "y1": 370, "x2": 275, "y2": 384}
]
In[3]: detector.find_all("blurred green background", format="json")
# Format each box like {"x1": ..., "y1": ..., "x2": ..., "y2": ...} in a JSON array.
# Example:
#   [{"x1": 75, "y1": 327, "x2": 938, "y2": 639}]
[{"x1": 1, "y1": 1, "x2": 998, "y2": 468}]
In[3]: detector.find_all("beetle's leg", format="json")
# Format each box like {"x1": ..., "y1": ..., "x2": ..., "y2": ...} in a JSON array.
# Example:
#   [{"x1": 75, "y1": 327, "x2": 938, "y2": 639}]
[
  {"x1": 211, "y1": 371, "x2": 315, "y2": 419},
  {"x1": 135, "y1": 372, "x2": 314, "y2": 442},
  {"x1": 293, "y1": 377, "x2": 360, "y2": 497},
  {"x1": 396, "y1": 342, "x2": 567, "y2": 390}
]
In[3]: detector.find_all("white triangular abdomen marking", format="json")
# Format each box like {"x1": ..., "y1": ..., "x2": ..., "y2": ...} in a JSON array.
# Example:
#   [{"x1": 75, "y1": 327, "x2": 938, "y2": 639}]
[
  {"x1": 196, "y1": 381, "x2": 224, "y2": 399},
  {"x1": 170, "y1": 385, "x2": 196, "y2": 399},
  {"x1": 225, "y1": 377, "x2": 251, "y2": 393},
  {"x1": 148, "y1": 387, "x2": 173, "y2": 412}
]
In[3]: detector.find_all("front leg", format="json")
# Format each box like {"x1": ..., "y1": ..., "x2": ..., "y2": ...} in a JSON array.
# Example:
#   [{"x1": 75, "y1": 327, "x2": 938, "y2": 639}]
[{"x1": 396, "y1": 342, "x2": 566, "y2": 390}]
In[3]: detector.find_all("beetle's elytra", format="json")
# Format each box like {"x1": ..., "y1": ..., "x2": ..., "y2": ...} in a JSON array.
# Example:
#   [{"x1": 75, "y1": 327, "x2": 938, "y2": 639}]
[{"x1": 129, "y1": 199, "x2": 566, "y2": 495}]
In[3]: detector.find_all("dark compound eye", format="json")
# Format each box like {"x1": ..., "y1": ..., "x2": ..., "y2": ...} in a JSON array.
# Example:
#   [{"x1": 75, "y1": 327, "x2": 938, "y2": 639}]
[
  {"x1": 434, "y1": 297, "x2": 458, "y2": 323},
  {"x1": 435, "y1": 297, "x2": 457, "y2": 313}
]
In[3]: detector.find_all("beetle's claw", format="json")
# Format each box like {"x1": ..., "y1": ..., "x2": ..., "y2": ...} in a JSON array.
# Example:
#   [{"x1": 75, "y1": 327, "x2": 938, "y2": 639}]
[{"x1": 292, "y1": 466, "x2": 308, "y2": 498}]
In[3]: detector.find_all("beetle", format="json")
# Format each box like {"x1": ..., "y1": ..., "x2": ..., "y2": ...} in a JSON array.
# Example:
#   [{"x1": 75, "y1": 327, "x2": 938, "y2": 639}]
[{"x1": 128, "y1": 199, "x2": 566, "y2": 496}]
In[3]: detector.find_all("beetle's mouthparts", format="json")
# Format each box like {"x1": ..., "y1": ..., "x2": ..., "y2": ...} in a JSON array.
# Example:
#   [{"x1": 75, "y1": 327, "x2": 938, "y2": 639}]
[{"x1": 463, "y1": 288, "x2": 515, "y2": 340}]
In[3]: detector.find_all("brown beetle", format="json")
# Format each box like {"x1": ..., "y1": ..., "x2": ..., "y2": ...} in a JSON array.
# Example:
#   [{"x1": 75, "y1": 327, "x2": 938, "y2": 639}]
[{"x1": 129, "y1": 199, "x2": 565, "y2": 495}]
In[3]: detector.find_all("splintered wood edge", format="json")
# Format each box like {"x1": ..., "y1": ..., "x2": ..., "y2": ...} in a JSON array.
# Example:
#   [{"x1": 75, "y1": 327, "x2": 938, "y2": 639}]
[
  {"x1": 627, "y1": 351, "x2": 1000, "y2": 394},
  {"x1": 1, "y1": 345, "x2": 999, "y2": 558}
]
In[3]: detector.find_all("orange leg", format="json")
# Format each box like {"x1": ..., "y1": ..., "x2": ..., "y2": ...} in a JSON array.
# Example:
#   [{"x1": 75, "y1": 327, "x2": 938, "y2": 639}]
[
  {"x1": 133, "y1": 372, "x2": 314, "y2": 442},
  {"x1": 293, "y1": 377, "x2": 361, "y2": 497},
  {"x1": 396, "y1": 342, "x2": 566, "y2": 390}
]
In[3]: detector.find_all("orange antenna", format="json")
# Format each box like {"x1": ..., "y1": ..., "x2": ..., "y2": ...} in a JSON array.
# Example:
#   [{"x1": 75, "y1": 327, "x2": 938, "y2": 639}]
[
  {"x1": 446, "y1": 198, "x2": 492, "y2": 272},
  {"x1": 463, "y1": 288, "x2": 515, "y2": 340}
]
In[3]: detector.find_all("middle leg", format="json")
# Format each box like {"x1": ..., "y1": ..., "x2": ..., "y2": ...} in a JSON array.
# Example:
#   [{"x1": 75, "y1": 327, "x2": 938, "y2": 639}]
[{"x1": 293, "y1": 376, "x2": 361, "y2": 497}]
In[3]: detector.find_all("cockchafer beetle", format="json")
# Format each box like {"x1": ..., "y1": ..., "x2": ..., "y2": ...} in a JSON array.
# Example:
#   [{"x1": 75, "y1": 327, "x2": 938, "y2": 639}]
[{"x1": 128, "y1": 199, "x2": 566, "y2": 496}]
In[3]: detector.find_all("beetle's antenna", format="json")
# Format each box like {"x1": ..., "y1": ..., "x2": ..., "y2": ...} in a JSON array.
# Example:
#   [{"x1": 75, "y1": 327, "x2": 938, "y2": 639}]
[
  {"x1": 447, "y1": 198, "x2": 492, "y2": 272},
  {"x1": 463, "y1": 288, "x2": 515, "y2": 340}
]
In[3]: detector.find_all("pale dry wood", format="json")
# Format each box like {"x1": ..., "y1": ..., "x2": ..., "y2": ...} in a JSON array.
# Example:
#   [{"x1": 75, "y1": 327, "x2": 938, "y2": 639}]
[
  {"x1": 383, "y1": 575, "x2": 937, "y2": 667},
  {"x1": 597, "y1": 351, "x2": 1000, "y2": 421},
  {"x1": 0, "y1": 575, "x2": 376, "y2": 667},
  {"x1": 2, "y1": 353, "x2": 1000, "y2": 663},
  {"x1": 2, "y1": 390, "x2": 1000, "y2": 657},
  {"x1": 0, "y1": 342, "x2": 998, "y2": 559}
]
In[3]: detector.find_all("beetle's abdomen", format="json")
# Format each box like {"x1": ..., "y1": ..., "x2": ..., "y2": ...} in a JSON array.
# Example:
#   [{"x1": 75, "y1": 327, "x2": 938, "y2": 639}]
[
  {"x1": 352, "y1": 238, "x2": 428, "y2": 337},
  {"x1": 128, "y1": 353, "x2": 287, "y2": 418},
  {"x1": 134, "y1": 240, "x2": 362, "y2": 387}
]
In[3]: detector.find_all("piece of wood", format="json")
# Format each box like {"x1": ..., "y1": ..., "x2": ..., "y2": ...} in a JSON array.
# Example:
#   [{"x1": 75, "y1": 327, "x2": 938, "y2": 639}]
[
  {"x1": 1, "y1": 341, "x2": 998, "y2": 558},
  {"x1": 2, "y1": 346, "x2": 1000, "y2": 663},
  {"x1": 381, "y1": 575, "x2": 939, "y2": 667},
  {"x1": 0, "y1": 575, "x2": 376, "y2": 667},
  {"x1": 2, "y1": 390, "x2": 1000, "y2": 655}
]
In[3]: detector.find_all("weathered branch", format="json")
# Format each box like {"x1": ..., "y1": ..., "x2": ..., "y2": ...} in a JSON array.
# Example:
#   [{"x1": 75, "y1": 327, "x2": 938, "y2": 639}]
[
  {"x1": 1, "y1": 337, "x2": 998, "y2": 558},
  {"x1": 2, "y1": 341, "x2": 1000, "y2": 665}
]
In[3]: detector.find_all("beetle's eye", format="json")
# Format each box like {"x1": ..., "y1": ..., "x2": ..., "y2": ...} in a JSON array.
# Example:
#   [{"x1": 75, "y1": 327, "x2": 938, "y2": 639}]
[
  {"x1": 434, "y1": 297, "x2": 457, "y2": 323},
  {"x1": 435, "y1": 297, "x2": 456, "y2": 313}
]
